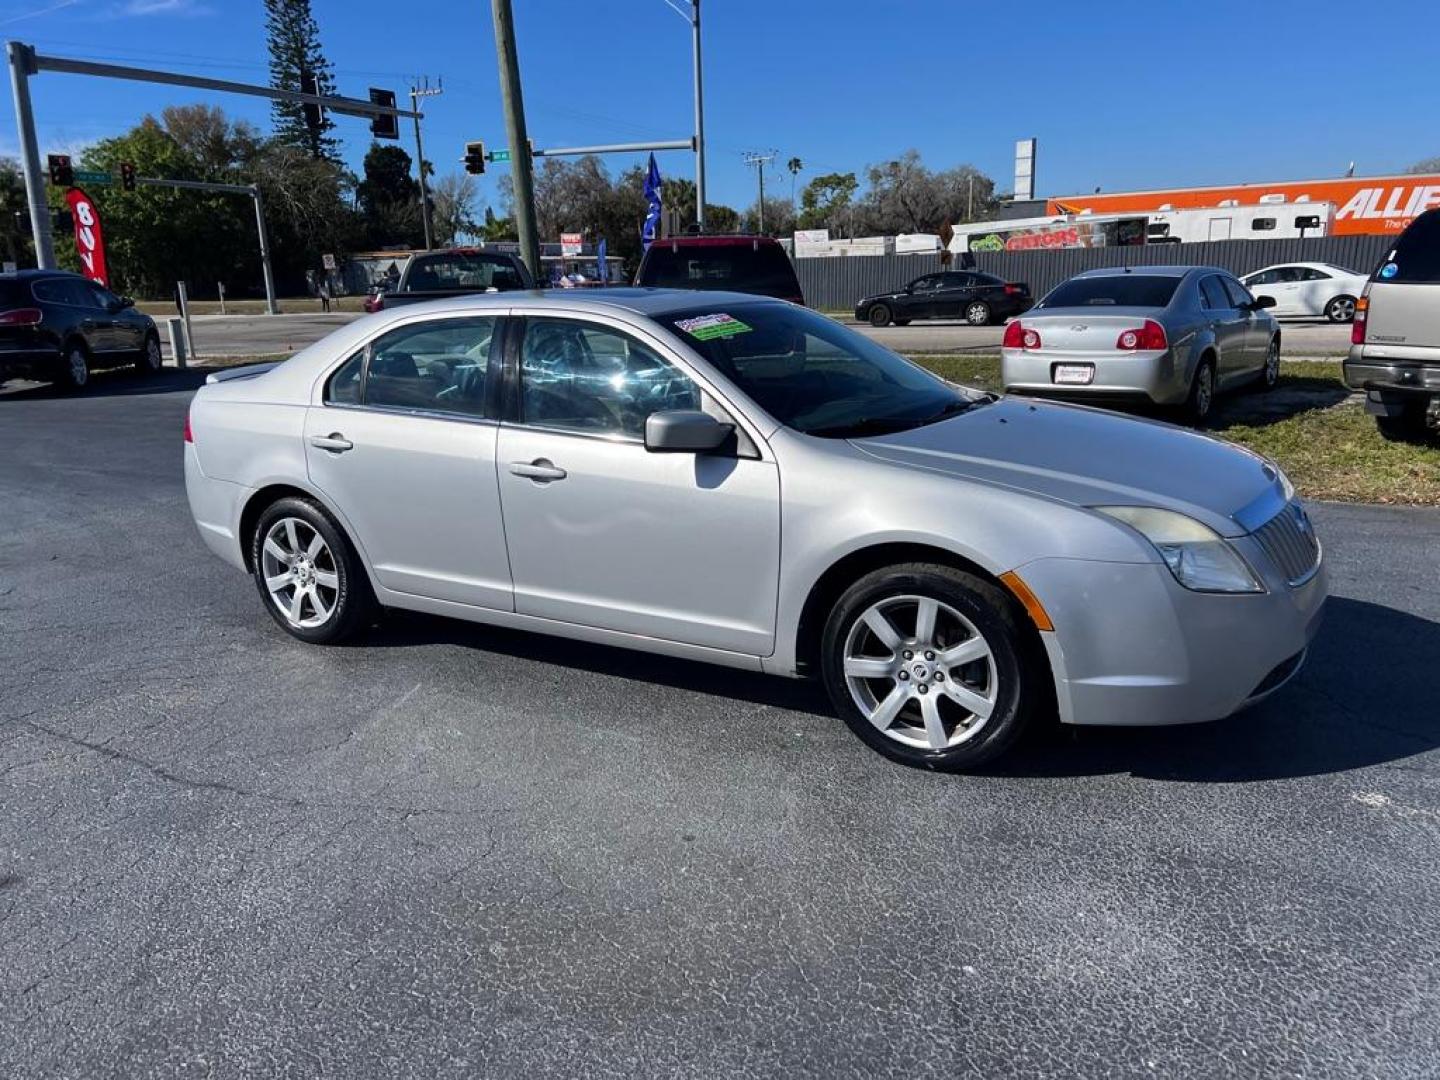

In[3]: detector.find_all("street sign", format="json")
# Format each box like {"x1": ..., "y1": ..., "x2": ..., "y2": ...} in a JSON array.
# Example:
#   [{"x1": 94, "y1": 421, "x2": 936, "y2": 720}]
[
  {"x1": 322, "y1": 252, "x2": 337, "y2": 270},
  {"x1": 560, "y1": 232, "x2": 582, "y2": 256},
  {"x1": 72, "y1": 169, "x2": 112, "y2": 185},
  {"x1": 488, "y1": 149, "x2": 511, "y2": 163}
]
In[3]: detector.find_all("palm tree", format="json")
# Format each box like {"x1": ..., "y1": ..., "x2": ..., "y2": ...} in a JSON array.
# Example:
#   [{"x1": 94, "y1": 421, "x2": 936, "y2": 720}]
[{"x1": 787, "y1": 157, "x2": 803, "y2": 207}]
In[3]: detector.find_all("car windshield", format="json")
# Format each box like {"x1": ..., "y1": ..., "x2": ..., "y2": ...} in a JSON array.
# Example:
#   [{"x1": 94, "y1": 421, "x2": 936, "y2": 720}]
[
  {"x1": 405, "y1": 253, "x2": 527, "y2": 291},
  {"x1": 1041, "y1": 275, "x2": 1181, "y2": 308},
  {"x1": 658, "y1": 303, "x2": 982, "y2": 437},
  {"x1": 641, "y1": 244, "x2": 799, "y2": 298}
]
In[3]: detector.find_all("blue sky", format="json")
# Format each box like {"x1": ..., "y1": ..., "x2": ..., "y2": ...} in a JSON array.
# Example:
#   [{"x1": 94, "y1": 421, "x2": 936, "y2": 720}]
[{"x1": 3, "y1": 0, "x2": 1438, "y2": 216}]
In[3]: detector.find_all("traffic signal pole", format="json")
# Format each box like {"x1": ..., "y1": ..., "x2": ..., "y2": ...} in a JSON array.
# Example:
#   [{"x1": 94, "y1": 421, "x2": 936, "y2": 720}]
[
  {"x1": 491, "y1": 0, "x2": 541, "y2": 280},
  {"x1": 7, "y1": 42, "x2": 54, "y2": 268}
]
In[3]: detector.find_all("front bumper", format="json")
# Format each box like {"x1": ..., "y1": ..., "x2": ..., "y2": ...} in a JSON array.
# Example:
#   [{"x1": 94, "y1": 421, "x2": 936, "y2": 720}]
[
  {"x1": 1017, "y1": 540, "x2": 1328, "y2": 727},
  {"x1": 1002, "y1": 347, "x2": 1186, "y2": 405}
]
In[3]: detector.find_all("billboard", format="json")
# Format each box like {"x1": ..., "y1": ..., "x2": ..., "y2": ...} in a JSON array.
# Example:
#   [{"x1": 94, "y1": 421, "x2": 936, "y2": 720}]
[{"x1": 1049, "y1": 173, "x2": 1440, "y2": 236}]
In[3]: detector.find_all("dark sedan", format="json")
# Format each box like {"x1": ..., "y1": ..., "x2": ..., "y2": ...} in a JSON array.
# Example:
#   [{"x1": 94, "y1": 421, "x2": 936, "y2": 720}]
[
  {"x1": 0, "y1": 270, "x2": 160, "y2": 391},
  {"x1": 855, "y1": 270, "x2": 1033, "y2": 327}
]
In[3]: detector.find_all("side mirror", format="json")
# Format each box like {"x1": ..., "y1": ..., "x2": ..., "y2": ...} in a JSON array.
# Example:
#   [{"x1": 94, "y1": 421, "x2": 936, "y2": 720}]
[
  {"x1": 644, "y1": 409, "x2": 734, "y2": 454},
  {"x1": 1252, "y1": 294, "x2": 1277, "y2": 310}
]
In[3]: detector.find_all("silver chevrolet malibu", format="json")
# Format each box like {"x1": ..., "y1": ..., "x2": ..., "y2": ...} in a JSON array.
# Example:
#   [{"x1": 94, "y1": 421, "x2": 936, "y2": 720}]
[
  {"x1": 1001, "y1": 266, "x2": 1282, "y2": 422},
  {"x1": 185, "y1": 289, "x2": 1326, "y2": 771}
]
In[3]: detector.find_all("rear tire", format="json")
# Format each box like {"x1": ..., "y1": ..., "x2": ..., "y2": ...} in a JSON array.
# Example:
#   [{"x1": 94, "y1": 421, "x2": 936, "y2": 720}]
[
  {"x1": 820, "y1": 563, "x2": 1040, "y2": 772},
  {"x1": 250, "y1": 496, "x2": 375, "y2": 645},
  {"x1": 134, "y1": 333, "x2": 162, "y2": 375},
  {"x1": 54, "y1": 341, "x2": 90, "y2": 392},
  {"x1": 1259, "y1": 337, "x2": 1280, "y2": 391},
  {"x1": 868, "y1": 304, "x2": 892, "y2": 328},
  {"x1": 1324, "y1": 295, "x2": 1357, "y2": 323},
  {"x1": 1375, "y1": 405, "x2": 1433, "y2": 443},
  {"x1": 1184, "y1": 357, "x2": 1216, "y2": 424},
  {"x1": 965, "y1": 301, "x2": 992, "y2": 326}
]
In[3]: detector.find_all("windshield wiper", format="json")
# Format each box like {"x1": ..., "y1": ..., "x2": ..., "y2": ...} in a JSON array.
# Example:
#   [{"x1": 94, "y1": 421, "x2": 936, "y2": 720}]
[
  {"x1": 917, "y1": 398, "x2": 985, "y2": 426},
  {"x1": 805, "y1": 415, "x2": 923, "y2": 438}
]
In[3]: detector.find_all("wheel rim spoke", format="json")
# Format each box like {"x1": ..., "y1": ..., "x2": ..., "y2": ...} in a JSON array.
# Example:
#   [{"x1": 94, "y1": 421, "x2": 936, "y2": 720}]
[
  {"x1": 263, "y1": 537, "x2": 290, "y2": 565},
  {"x1": 288, "y1": 587, "x2": 305, "y2": 623},
  {"x1": 862, "y1": 608, "x2": 902, "y2": 651},
  {"x1": 313, "y1": 569, "x2": 339, "y2": 590},
  {"x1": 939, "y1": 636, "x2": 989, "y2": 667},
  {"x1": 265, "y1": 571, "x2": 294, "y2": 591},
  {"x1": 284, "y1": 518, "x2": 300, "y2": 554},
  {"x1": 307, "y1": 533, "x2": 326, "y2": 559},
  {"x1": 914, "y1": 597, "x2": 938, "y2": 644},
  {"x1": 943, "y1": 680, "x2": 994, "y2": 720},
  {"x1": 867, "y1": 685, "x2": 908, "y2": 732},
  {"x1": 919, "y1": 693, "x2": 948, "y2": 749},
  {"x1": 844, "y1": 656, "x2": 893, "y2": 679}
]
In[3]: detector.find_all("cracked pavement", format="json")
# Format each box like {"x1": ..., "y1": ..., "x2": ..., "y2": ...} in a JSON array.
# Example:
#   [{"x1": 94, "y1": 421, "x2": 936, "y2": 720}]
[{"x1": 3, "y1": 368, "x2": 1439, "y2": 1078}]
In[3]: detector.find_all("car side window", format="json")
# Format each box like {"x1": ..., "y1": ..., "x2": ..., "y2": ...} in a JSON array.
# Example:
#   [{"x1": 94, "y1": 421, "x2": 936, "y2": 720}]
[
  {"x1": 1221, "y1": 277, "x2": 1255, "y2": 308},
  {"x1": 519, "y1": 318, "x2": 700, "y2": 439},
  {"x1": 85, "y1": 283, "x2": 115, "y2": 309},
  {"x1": 912, "y1": 276, "x2": 940, "y2": 292},
  {"x1": 942, "y1": 273, "x2": 971, "y2": 288},
  {"x1": 1273, "y1": 267, "x2": 1303, "y2": 283},
  {"x1": 1298, "y1": 267, "x2": 1331, "y2": 281},
  {"x1": 325, "y1": 350, "x2": 364, "y2": 405},
  {"x1": 30, "y1": 279, "x2": 64, "y2": 303},
  {"x1": 1247, "y1": 269, "x2": 1277, "y2": 286},
  {"x1": 1199, "y1": 276, "x2": 1230, "y2": 310},
  {"x1": 355, "y1": 317, "x2": 496, "y2": 417}
]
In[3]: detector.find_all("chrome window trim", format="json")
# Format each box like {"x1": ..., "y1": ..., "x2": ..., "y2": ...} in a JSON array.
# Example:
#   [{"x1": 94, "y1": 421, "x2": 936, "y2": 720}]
[{"x1": 321, "y1": 399, "x2": 497, "y2": 428}]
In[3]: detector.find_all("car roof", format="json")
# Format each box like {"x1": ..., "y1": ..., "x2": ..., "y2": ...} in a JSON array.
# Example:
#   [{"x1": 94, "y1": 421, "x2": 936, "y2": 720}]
[
  {"x1": 1246, "y1": 261, "x2": 1354, "y2": 273},
  {"x1": 1071, "y1": 265, "x2": 1220, "y2": 280},
  {"x1": 644, "y1": 234, "x2": 782, "y2": 249},
  {"x1": 376, "y1": 287, "x2": 788, "y2": 320},
  {"x1": 0, "y1": 269, "x2": 85, "y2": 281}
]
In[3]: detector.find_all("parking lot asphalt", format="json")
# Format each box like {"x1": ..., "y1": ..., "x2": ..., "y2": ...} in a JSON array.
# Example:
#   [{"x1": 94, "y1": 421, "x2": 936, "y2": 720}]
[
  {"x1": 3, "y1": 369, "x2": 1439, "y2": 1078},
  {"x1": 163, "y1": 309, "x2": 1355, "y2": 361}
]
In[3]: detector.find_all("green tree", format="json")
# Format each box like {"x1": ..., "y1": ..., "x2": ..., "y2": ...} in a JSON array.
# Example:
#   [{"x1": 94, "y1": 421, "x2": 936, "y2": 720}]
[
  {"x1": 356, "y1": 143, "x2": 422, "y2": 248},
  {"x1": 798, "y1": 171, "x2": 858, "y2": 232},
  {"x1": 1409, "y1": 156, "x2": 1440, "y2": 174},
  {"x1": 0, "y1": 159, "x2": 34, "y2": 267},
  {"x1": 264, "y1": 0, "x2": 340, "y2": 161}
]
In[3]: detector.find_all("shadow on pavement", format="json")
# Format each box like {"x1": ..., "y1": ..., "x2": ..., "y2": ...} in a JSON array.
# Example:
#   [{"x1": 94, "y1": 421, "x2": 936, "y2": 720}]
[
  {"x1": 994, "y1": 596, "x2": 1439, "y2": 783},
  {"x1": 371, "y1": 596, "x2": 1436, "y2": 782},
  {"x1": 0, "y1": 367, "x2": 216, "y2": 401}
]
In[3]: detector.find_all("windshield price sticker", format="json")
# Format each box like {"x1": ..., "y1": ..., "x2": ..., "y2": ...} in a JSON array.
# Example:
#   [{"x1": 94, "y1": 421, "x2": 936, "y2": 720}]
[{"x1": 675, "y1": 313, "x2": 752, "y2": 340}]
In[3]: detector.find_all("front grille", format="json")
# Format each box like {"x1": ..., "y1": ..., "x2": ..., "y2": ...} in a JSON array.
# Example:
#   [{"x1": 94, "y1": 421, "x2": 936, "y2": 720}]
[{"x1": 1251, "y1": 500, "x2": 1321, "y2": 586}]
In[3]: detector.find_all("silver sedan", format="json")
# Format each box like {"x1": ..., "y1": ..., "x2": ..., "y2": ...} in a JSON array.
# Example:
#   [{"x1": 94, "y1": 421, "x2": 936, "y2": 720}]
[
  {"x1": 1001, "y1": 266, "x2": 1282, "y2": 422},
  {"x1": 185, "y1": 289, "x2": 1326, "y2": 771}
]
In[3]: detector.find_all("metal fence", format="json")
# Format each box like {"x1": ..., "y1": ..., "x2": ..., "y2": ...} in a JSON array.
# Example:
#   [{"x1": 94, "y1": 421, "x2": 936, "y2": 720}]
[{"x1": 795, "y1": 234, "x2": 1396, "y2": 312}]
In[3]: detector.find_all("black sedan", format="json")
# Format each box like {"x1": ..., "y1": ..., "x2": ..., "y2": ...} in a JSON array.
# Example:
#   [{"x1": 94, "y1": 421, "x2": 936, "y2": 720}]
[
  {"x1": 0, "y1": 269, "x2": 160, "y2": 391},
  {"x1": 855, "y1": 270, "x2": 1033, "y2": 327}
]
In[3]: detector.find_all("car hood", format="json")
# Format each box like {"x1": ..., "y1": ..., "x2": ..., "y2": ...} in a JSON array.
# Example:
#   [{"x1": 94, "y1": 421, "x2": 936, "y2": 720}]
[
  {"x1": 860, "y1": 290, "x2": 908, "y2": 305},
  {"x1": 852, "y1": 397, "x2": 1279, "y2": 537}
]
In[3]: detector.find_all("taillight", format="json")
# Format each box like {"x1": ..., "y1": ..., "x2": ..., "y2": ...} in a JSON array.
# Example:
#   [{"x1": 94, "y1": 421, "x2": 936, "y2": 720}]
[
  {"x1": 0, "y1": 307, "x2": 43, "y2": 326},
  {"x1": 1116, "y1": 319, "x2": 1167, "y2": 351},
  {"x1": 183, "y1": 413, "x2": 193, "y2": 443},
  {"x1": 1003, "y1": 284, "x2": 1021, "y2": 295},
  {"x1": 1351, "y1": 295, "x2": 1368, "y2": 345},
  {"x1": 1004, "y1": 321, "x2": 1041, "y2": 349}
]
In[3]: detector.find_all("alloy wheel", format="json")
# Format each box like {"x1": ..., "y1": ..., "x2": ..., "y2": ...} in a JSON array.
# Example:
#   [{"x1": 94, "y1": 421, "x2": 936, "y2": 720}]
[
  {"x1": 966, "y1": 302, "x2": 990, "y2": 325},
  {"x1": 1327, "y1": 296, "x2": 1355, "y2": 322},
  {"x1": 144, "y1": 337, "x2": 162, "y2": 371},
  {"x1": 1263, "y1": 340, "x2": 1280, "y2": 387},
  {"x1": 260, "y1": 516, "x2": 340, "y2": 628},
  {"x1": 842, "y1": 594, "x2": 998, "y2": 751},
  {"x1": 1194, "y1": 366, "x2": 1214, "y2": 417},
  {"x1": 67, "y1": 348, "x2": 88, "y2": 387}
]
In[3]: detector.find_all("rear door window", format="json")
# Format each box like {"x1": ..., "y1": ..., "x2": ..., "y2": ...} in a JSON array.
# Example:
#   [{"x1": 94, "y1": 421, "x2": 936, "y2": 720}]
[
  {"x1": 1221, "y1": 277, "x2": 1256, "y2": 308},
  {"x1": 1376, "y1": 210, "x2": 1440, "y2": 284},
  {"x1": 639, "y1": 243, "x2": 800, "y2": 299},
  {"x1": 1199, "y1": 276, "x2": 1230, "y2": 310}
]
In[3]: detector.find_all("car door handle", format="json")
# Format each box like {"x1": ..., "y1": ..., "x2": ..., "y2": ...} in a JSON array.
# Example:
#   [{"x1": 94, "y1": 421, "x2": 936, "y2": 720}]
[
  {"x1": 509, "y1": 459, "x2": 567, "y2": 482},
  {"x1": 310, "y1": 433, "x2": 354, "y2": 453}
]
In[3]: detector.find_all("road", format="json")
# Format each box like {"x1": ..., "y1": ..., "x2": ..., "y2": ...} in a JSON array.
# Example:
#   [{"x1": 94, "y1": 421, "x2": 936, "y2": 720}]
[
  {"x1": 3, "y1": 370, "x2": 1438, "y2": 1078},
  {"x1": 167, "y1": 309, "x2": 1356, "y2": 360}
]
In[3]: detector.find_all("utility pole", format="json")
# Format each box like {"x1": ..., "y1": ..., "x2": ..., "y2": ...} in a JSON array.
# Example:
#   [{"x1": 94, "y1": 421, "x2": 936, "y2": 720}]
[
  {"x1": 744, "y1": 150, "x2": 776, "y2": 234},
  {"x1": 690, "y1": 0, "x2": 706, "y2": 231},
  {"x1": 491, "y1": 0, "x2": 541, "y2": 279},
  {"x1": 7, "y1": 42, "x2": 53, "y2": 268},
  {"x1": 410, "y1": 77, "x2": 443, "y2": 251}
]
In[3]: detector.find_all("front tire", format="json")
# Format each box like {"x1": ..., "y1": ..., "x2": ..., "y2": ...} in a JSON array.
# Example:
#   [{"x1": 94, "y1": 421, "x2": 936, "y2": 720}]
[
  {"x1": 1324, "y1": 295, "x2": 1357, "y2": 323},
  {"x1": 820, "y1": 564, "x2": 1039, "y2": 771},
  {"x1": 868, "y1": 304, "x2": 892, "y2": 328},
  {"x1": 965, "y1": 300, "x2": 992, "y2": 326},
  {"x1": 250, "y1": 496, "x2": 374, "y2": 644}
]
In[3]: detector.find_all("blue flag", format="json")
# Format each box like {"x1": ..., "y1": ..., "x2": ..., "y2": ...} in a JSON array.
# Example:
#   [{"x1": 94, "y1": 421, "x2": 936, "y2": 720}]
[
  {"x1": 642, "y1": 153, "x2": 662, "y2": 250},
  {"x1": 597, "y1": 237, "x2": 609, "y2": 283}
]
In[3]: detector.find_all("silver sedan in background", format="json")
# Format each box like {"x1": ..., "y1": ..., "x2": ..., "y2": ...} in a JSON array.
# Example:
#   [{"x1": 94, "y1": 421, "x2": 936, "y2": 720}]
[
  {"x1": 185, "y1": 289, "x2": 1325, "y2": 771},
  {"x1": 1001, "y1": 266, "x2": 1281, "y2": 422}
]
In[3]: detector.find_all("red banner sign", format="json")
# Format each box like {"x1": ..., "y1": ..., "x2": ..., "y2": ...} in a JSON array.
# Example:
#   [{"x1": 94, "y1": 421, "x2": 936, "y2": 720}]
[{"x1": 65, "y1": 188, "x2": 108, "y2": 286}]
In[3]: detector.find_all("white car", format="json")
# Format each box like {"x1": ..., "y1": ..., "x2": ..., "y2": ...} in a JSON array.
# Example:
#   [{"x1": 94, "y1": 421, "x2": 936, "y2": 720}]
[{"x1": 1240, "y1": 262, "x2": 1370, "y2": 322}]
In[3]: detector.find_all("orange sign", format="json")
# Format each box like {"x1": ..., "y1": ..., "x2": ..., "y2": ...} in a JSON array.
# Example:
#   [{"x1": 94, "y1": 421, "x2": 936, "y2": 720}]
[{"x1": 1049, "y1": 174, "x2": 1440, "y2": 236}]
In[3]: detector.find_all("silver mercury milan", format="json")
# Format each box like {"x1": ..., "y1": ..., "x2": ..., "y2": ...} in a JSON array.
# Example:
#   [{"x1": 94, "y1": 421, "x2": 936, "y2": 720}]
[{"x1": 184, "y1": 289, "x2": 1327, "y2": 770}]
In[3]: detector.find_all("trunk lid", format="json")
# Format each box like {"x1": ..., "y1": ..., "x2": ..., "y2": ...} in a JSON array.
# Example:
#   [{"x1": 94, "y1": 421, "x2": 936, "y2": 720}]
[{"x1": 1012, "y1": 307, "x2": 1160, "y2": 352}]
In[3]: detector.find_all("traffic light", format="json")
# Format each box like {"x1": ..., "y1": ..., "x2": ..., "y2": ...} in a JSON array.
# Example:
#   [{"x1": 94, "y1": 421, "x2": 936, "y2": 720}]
[
  {"x1": 47, "y1": 153, "x2": 72, "y2": 187},
  {"x1": 300, "y1": 69, "x2": 322, "y2": 136},
  {"x1": 369, "y1": 87, "x2": 398, "y2": 140},
  {"x1": 119, "y1": 161, "x2": 136, "y2": 191},
  {"x1": 464, "y1": 141, "x2": 486, "y2": 175}
]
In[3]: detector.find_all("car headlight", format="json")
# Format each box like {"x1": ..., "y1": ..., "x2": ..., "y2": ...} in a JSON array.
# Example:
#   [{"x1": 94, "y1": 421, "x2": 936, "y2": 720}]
[{"x1": 1093, "y1": 506, "x2": 1264, "y2": 594}]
